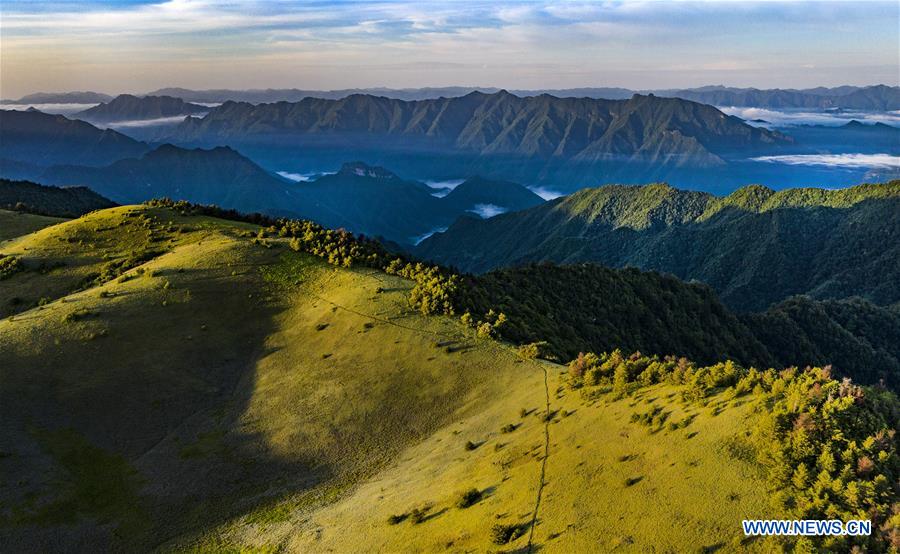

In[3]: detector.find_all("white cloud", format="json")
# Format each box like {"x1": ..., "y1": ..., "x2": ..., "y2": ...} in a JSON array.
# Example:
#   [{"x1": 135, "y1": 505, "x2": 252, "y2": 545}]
[
  {"x1": 412, "y1": 226, "x2": 448, "y2": 245},
  {"x1": 751, "y1": 153, "x2": 900, "y2": 169},
  {"x1": 468, "y1": 203, "x2": 507, "y2": 218},
  {"x1": 721, "y1": 107, "x2": 900, "y2": 128},
  {"x1": 1, "y1": 1, "x2": 897, "y2": 96},
  {"x1": 107, "y1": 115, "x2": 197, "y2": 128}
]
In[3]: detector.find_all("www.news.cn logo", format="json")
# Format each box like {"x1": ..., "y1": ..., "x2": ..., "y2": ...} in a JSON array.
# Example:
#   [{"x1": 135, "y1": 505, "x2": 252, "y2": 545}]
[{"x1": 743, "y1": 519, "x2": 871, "y2": 536}]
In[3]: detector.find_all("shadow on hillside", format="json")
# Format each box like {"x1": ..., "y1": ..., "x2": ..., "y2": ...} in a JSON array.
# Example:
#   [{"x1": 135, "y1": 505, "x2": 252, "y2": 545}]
[{"x1": 0, "y1": 263, "x2": 339, "y2": 551}]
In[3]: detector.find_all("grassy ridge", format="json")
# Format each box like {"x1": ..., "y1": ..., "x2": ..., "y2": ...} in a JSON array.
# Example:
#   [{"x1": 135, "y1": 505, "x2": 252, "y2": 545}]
[{"x1": 0, "y1": 205, "x2": 536, "y2": 551}]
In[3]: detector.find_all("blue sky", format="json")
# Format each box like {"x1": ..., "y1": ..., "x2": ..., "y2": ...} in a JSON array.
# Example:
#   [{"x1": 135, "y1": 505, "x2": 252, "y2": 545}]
[{"x1": 1, "y1": 1, "x2": 897, "y2": 97}]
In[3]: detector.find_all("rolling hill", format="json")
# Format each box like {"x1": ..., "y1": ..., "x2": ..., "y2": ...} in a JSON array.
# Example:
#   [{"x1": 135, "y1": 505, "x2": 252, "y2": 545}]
[
  {"x1": 417, "y1": 180, "x2": 900, "y2": 312},
  {"x1": 74, "y1": 94, "x2": 209, "y2": 124},
  {"x1": 0, "y1": 203, "x2": 896, "y2": 552},
  {"x1": 0, "y1": 210, "x2": 65, "y2": 241}
]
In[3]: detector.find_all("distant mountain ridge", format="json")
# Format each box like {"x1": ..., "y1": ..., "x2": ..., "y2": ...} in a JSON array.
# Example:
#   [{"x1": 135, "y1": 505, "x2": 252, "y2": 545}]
[
  {"x1": 1, "y1": 91, "x2": 113, "y2": 104},
  {"x1": 75, "y1": 94, "x2": 208, "y2": 123},
  {"x1": 140, "y1": 84, "x2": 900, "y2": 110},
  {"x1": 416, "y1": 181, "x2": 900, "y2": 311},
  {"x1": 164, "y1": 92, "x2": 788, "y2": 186}
]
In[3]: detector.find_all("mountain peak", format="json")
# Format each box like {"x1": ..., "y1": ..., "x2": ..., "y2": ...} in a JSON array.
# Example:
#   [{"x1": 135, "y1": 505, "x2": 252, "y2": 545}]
[{"x1": 337, "y1": 161, "x2": 398, "y2": 180}]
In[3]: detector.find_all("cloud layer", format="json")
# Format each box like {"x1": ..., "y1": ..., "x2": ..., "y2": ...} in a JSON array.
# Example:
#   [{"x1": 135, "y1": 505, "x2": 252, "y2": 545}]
[
  {"x1": 2, "y1": 1, "x2": 898, "y2": 97},
  {"x1": 721, "y1": 107, "x2": 900, "y2": 128},
  {"x1": 752, "y1": 153, "x2": 900, "y2": 169}
]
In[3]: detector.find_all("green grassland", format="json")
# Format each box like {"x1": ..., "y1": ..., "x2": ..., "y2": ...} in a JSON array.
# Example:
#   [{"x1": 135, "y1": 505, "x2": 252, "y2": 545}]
[
  {"x1": 0, "y1": 205, "x2": 545, "y2": 551},
  {"x1": 0, "y1": 204, "x2": 892, "y2": 553},
  {"x1": 0, "y1": 209, "x2": 66, "y2": 241}
]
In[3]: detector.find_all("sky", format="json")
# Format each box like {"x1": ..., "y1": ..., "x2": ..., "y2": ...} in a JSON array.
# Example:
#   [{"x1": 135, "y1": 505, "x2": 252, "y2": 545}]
[{"x1": 1, "y1": 0, "x2": 898, "y2": 98}]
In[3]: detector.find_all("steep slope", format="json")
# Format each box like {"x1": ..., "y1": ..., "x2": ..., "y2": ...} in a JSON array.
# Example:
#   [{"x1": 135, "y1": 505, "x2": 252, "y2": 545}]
[
  {"x1": 456, "y1": 264, "x2": 900, "y2": 389},
  {"x1": 74, "y1": 94, "x2": 208, "y2": 124},
  {"x1": 418, "y1": 181, "x2": 900, "y2": 311},
  {"x1": 745, "y1": 296, "x2": 900, "y2": 388},
  {"x1": 0, "y1": 178, "x2": 116, "y2": 217},
  {"x1": 0, "y1": 109, "x2": 149, "y2": 168}
]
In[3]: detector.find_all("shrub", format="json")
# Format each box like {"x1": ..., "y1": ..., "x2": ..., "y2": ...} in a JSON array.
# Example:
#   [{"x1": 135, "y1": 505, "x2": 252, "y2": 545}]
[
  {"x1": 387, "y1": 513, "x2": 407, "y2": 525},
  {"x1": 490, "y1": 522, "x2": 526, "y2": 545},
  {"x1": 500, "y1": 424, "x2": 517, "y2": 433},
  {"x1": 409, "y1": 506, "x2": 429, "y2": 524},
  {"x1": 456, "y1": 488, "x2": 482, "y2": 509},
  {"x1": 518, "y1": 341, "x2": 550, "y2": 360},
  {"x1": 464, "y1": 440, "x2": 478, "y2": 451},
  {"x1": 0, "y1": 255, "x2": 24, "y2": 280}
]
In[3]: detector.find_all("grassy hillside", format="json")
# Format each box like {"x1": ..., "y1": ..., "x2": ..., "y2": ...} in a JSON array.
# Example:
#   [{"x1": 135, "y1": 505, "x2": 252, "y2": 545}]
[
  {"x1": 1, "y1": 204, "x2": 896, "y2": 553},
  {"x1": 0, "y1": 209, "x2": 65, "y2": 241},
  {"x1": 0, "y1": 205, "x2": 544, "y2": 551},
  {"x1": 417, "y1": 181, "x2": 900, "y2": 312}
]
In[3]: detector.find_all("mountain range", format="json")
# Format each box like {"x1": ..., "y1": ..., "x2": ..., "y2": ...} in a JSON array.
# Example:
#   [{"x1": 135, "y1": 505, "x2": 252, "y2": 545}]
[
  {"x1": 31, "y1": 141, "x2": 542, "y2": 244},
  {"x1": 74, "y1": 94, "x2": 208, "y2": 124},
  {"x1": 166, "y1": 91, "x2": 787, "y2": 163},
  {"x1": 0, "y1": 109, "x2": 149, "y2": 168},
  {"x1": 161, "y1": 91, "x2": 790, "y2": 190},
  {"x1": 10, "y1": 84, "x2": 894, "y2": 110},
  {"x1": 1, "y1": 91, "x2": 114, "y2": 104},
  {"x1": 417, "y1": 181, "x2": 900, "y2": 312}
]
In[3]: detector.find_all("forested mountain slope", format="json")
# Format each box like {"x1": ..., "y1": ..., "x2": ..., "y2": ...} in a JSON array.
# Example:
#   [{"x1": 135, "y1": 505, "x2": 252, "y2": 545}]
[{"x1": 418, "y1": 181, "x2": 900, "y2": 311}]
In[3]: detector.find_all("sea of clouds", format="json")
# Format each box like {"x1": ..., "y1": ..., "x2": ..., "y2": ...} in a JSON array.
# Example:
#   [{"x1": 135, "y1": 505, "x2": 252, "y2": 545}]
[{"x1": 720, "y1": 107, "x2": 900, "y2": 128}]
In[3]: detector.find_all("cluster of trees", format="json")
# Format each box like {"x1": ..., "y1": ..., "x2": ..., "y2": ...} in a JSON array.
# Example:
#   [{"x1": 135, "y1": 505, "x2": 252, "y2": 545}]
[
  {"x1": 0, "y1": 254, "x2": 24, "y2": 280},
  {"x1": 386, "y1": 260, "x2": 460, "y2": 316},
  {"x1": 459, "y1": 308, "x2": 508, "y2": 338},
  {"x1": 568, "y1": 350, "x2": 900, "y2": 551}
]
